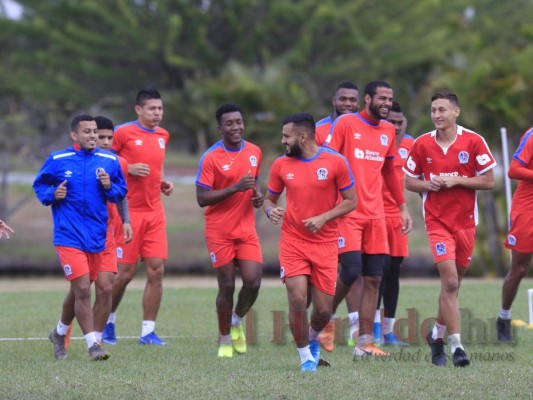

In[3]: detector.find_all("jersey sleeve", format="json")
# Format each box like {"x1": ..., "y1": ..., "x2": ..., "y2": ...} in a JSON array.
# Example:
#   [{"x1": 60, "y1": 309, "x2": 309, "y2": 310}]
[
  {"x1": 195, "y1": 152, "x2": 215, "y2": 189},
  {"x1": 335, "y1": 155, "x2": 355, "y2": 191},
  {"x1": 475, "y1": 135, "x2": 497, "y2": 174},
  {"x1": 402, "y1": 140, "x2": 422, "y2": 178},
  {"x1": 111, "y1": 128, "x2": 126, "y2": 154},
  {"x1": 32, "y1": 155, "x2": 58, "y2": 206},
  {"x1": 266, "y1": 159, "x2": 285, "y2": 195},
  {"x1": 325, "y1": 117, "x2": 346, "y2": 153},
  {"x1": 512, "y1": 130, "x2": 533, "y2": 167}
]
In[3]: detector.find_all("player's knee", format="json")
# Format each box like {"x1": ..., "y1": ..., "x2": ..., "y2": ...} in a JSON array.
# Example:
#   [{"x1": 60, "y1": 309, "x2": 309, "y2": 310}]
[
  {"x1": 442, "y1": 278, "x2": 459, "y2": 294},
  {"x1": 511, "y1": 263, "x2": 529, "y2": 278},
  {"x1": 363, "y1": 275, "x2": 382, "y2": 290}
]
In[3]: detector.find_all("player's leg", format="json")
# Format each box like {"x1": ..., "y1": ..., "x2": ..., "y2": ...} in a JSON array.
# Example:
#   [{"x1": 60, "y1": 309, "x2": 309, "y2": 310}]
[
  {"x1": 345, "y1": 276, "x2": 363, "y2": 347},
  {"x1": 93, "y1": 271, "x2": 115, "y2": 342},
  {"x1": 139, "y1": 257, "x2": 166, "y2": 345},
  {"x1": 215, "y1": 261, "x2": 237, "y2": 357},
  {"x1": 382, "y1": 256, "x2": 408, "y2": 345},
  {"x1": 373, "y1": 254, "x2": 391, "y2": 344}
]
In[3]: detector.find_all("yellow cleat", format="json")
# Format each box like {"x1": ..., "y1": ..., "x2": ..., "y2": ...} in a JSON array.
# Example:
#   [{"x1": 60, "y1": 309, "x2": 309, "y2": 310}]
[
  {"x1": 217, "y1": 343, "x2": 233, "y2": 358},
  {"x1": 230, "y1": 325, "x2": 247, "y2": 354}
]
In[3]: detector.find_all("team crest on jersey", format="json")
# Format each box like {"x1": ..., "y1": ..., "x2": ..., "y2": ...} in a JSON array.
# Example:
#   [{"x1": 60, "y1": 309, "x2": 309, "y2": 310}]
[
  {"x1": 209, "y1": 251, "x2": 217, "y2": 263},
  {"x1": 458, "y1": 151, "x2": 469, "y2": 164},
  {"x1": 399, "y1": 148, "x2": 408, "y2": 159},
  {"x1": 507, "y1": 235, "x2": 517, "y2": 246},
  {"x1": 380, "y1": 134, "x2": 389, "y2": 146},
  {"x1": 249, "y1": 155, "x2": 258, "y2": 167},
  {"x1": 435, "y1": 242, "x2": 447, "y2": 256},
  {"x1": 63, "y1": 264, "x2": 72, "y2": 277},
  {"x1": 338, "y1": 237, "x2": 346, "y2": 249},
  {"x1": 280, "y1": 266, "x2": 285, "y2": 279},
  {"x1": 135, "y1": 139, "x2": 143, "y2": 146},
  {"x1": 317, "y1": 168, "x2": 328, "y2": 180},
  {"x1": 158, "y1": 138, "x2": 165, "y2": 149},
  {"x1": 64, "y1": 170, "x2": 73, "y2": 178},
  {"x1": 116, "y1": 247, "x2": 123, "y2": 259},
  {"x1": 95, "y1": 167, "x2": 105, "y2": 178}
]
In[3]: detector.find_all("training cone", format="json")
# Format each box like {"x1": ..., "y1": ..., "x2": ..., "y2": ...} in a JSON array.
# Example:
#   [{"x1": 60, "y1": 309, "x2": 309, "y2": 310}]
[
  {"x1": 527, "y1": 324, "x2": 533, "y2": 330},
  {"x1": 511, "y1": 319, "x2": 527, "y2": 327}
]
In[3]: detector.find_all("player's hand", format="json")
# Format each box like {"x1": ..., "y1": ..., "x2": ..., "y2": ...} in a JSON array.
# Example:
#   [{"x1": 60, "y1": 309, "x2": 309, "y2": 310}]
[
  {"x1": 161, "y1": 180, "x2": 174, "y2": 196},
  {"x1": 55, "y1": 180, "x2": 68, "y2": 200},
  {"x1": 0, "y1": 220, "x2": 14, "y2": 239},
  {"x1": 235, "y1": 171, "x2": 256, "y2": 192},
  {"x1": 428, "y1": 176, "x2": 444, "y2": 191},
  {"x1": 303, "y1": 215, "x2": 327, "y2": 233},
  {"x1": 268, "y1": 207, "x2": 285, "y2": 225},
  {"x1": 98, "y1": 171, "x2": 111, "y2": 190},
  {"x1": 129, "y1": 163, "x2": 150, "y2": 177},
  {"x1": 399, "y1": 205, "x2": 412, "y2": 235},
  {"x1": 441, "y1": 176, "x2": 459, "y2": 189},
  {"x1": 251, "y1": 186, "x2": 264, "y2": 208},
  {"x1": 123, "y1": 223, "x2": 133, "y2": 243}
]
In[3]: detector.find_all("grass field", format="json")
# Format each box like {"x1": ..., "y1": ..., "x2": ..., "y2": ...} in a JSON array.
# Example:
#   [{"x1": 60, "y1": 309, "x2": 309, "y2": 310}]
[{"x1": 1, "y1": 278, "x2": 532, "y2": 399}]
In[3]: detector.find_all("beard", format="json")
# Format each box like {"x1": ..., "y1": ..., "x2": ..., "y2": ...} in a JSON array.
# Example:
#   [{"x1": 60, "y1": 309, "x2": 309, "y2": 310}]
[
  {"x1": 286, "y1": 143, "x2": 303, "y2": 158},
  {"x1": 369, "y1": 101, "x2": 389, "y2": 120}
]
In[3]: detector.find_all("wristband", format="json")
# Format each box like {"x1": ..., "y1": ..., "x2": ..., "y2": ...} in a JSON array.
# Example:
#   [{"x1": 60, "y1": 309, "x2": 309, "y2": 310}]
[{"x1": 265, "y1": 207, "x2": 273, "y2": 219}]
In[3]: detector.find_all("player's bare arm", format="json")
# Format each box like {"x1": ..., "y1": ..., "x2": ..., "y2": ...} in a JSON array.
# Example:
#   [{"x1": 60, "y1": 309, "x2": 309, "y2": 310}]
[
  {"x1": 507, "y1": 159, "x2": 533, "y2": 181},
  {"x1": 263, "y1": 192, "x2": 284, "y2": 225},
  {"x1": 441, "y1": 168, "x2": 495, "y2": 190},
  {"x1": 196, "y1": 171, "x2": 256, "y2": 207},
  {"x1": 302, "y1": 186, "x2": 356, "y2": 233},
  {"x1": 251, "y1": 182, "x2": 264, "y2": 208},
  {"x1": 128, "y1": 163, "x2": 150, "y2": 176},
  {"x1": 405, "y1": 174, "x2": 444, "y2": 193}
]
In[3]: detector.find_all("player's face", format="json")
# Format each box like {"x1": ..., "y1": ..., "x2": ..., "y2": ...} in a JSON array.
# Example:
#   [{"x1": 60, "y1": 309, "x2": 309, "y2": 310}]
[
  {"x1": 71, "y1": 120, "x2": 98, "y2": 150},
  {"x1": 219, "y1": 111, "x2": 244, "y2": 149},
  {"x1": 386, "y1": 111, "x2": 404, "y2": 136},
  {"x1": 281, "y1": 123, "x2": 303, "y2": 158},
  {"x1": 135, "y1": 99, "x2": 163, "y2": 129},
  {"x1": 366, "y1": 87, "x2": 393, "y2": 120},
  {"x1": 431, "y1": 99, "x2": 460, "y2": 131},
  {"x1": 333, "y1": 88, "x2": 359, "y2": 116},
  {"x1": 96, "y1": 129, "x2": 114, "y2": 150}
]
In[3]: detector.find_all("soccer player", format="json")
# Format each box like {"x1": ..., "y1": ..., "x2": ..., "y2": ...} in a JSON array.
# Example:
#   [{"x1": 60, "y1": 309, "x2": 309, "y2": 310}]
[
  {"x1": 325, "y1": 81, "x2": 412, "y2": 357},
  {"x1": 0, "y1": 220, "x2": 14, "y2": 239},
  {"x1": 403, "y1": 89, "x2": 496, "y2": 367},
  {"x1": 315, "y1": 81, "x2": 361, "y2": 352},
  {"x1": 195, "y1": 103, "x2": 264, "y2": 358},
  {"x1": 33, "y1": 115, "x2": 127, "y2": 361},
  {"x1": 103, "y1": 88, "x2": 174, "y2": 346},
  {"x1": 264, "y1": 112, "x2": 357, "y2": 372},
  {"x1": 373, "y1": 101, "x2": 413, "y2": 346},
  {"x1": 497, "y1": 125, "x2": 533, "y2": 342}
]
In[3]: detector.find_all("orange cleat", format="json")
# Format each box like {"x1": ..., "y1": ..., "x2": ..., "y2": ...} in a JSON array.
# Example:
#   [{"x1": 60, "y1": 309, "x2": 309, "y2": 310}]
[
  {"x1": 353, "y1": 343, "x2": 390, "y2": 357},
  {"x1": 64, "y1": 323, "x2": 73, "y2": 350},
  {"x1": 318, "y1": 321, "x2": 335, "y2": 352}
]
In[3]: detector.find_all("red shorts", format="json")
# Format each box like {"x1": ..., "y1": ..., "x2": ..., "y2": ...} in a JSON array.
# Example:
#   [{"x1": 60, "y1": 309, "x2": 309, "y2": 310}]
[
  {"x1": 100, "y1": 227, "x2": 118, "y2": 274},
  {"x1": 427, "y1": 227, "x2": 476, "y2": 267},
  {"x1": 505, "y1": 211, "x2": 533, "y2": 253},
  {"x1": 338, "y1": 217, "x2": 389, "y2": 254},
  {"x1": 205, "y1": 233, "x2": 263, "y2": 268},
  {"x1": 279, "y1": 235, "x2": 338, "y2": 295},
  {"x1": 55, "y1": 246, "x2": 102, "y2": 281},
  {"x1": 386, "y1": 215, "x2": 409, "y2": 257},
  {"x1": 121, "y1": 208, "x2": 168, "y2": 264}
]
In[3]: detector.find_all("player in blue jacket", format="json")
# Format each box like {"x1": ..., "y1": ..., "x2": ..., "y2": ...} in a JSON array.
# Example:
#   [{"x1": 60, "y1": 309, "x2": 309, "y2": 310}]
[{"x1": 33, "y1": 115, "x2": 127, "y2": 361}]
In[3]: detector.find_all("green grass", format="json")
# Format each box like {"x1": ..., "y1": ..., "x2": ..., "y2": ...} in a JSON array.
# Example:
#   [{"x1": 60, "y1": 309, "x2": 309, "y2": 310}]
[{"x1": 0, "y1": 279, "x2": 532, "y2": 399}]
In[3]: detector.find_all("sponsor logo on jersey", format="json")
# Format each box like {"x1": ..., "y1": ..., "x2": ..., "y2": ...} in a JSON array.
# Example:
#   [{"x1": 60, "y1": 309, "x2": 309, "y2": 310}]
[
  {"x1": 355, "y1": 148, "x2": 384, "y2": 162},
  {"x1": 458, "y1": 151, "x2": 469, "y2": 164},
  {"x1": 317, "y1": 168, "x2": 328, "y2": 180},
  {"x1": 435, "y1": 242, "x2": 447, "y2": 256},
  {"x1": 250, "y1": 155, "x2": 258, "y2": 167},
  {"x1": 222, "y1": 164, "x2": 231, "y2": 171},
  {"x1": 507, "y1": 235, "x2": 516, "y2": 246},
  {"x1": 63, "y1": 264, "x2": 72, "y2": 276},
  {"x1": 353, "y1": 133, "x2": 362, "y2": 140}
]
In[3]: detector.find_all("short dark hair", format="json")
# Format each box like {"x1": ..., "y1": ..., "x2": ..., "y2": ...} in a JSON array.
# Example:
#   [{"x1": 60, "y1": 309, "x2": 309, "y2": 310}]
[
  {"x1": 335, "y1": 81, "x2": 359, "y2": 92},
  {"x1": 95, "y1": 116, "x2": 114, "y2": 131},
  {"x1": 364, "y1": 80, "x2": 392, "y2": 97},
  {"x1": 390, "y1": 101, "x2": 402, "y2": 113},
  {"x1": 216, "y1": 103, "x2": 242, "y2": 124},
  {"x1": 282, "y1": 113, "x2": 316, "y2": 137},
  {"x1": 431, "y1": 89, "x2": 460, "y2": 107},
  {"x1": 70, "y1": 115, "x2": 94, "y2": 132},
  {"x1": 136, "y1": 88, "x2": 161, "y2": 106}
]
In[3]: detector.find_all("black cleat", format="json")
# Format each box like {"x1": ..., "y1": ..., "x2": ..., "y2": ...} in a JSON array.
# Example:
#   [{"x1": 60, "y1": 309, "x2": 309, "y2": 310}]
[
  {"x1": 426, "y1": 332, "x2": 447, "y2": 366},
  {"x1": 496, "y1": 318, "x2": 513, "y2": 342},
  {"x1": 452, "y1": 347, "x2": 470, "y2": 367}
]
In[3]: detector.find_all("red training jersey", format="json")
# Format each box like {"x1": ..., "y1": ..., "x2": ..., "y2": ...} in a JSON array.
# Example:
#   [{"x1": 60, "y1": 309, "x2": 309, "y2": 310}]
[
  {"x1": 267, "y1": 147, "x2": 355, "y2": 243},
  {"x1": 509, "y1": 127, "x2": 533, "y2": 215},
  {"x1": 402, "y1": 125, "x2": 496, "y2": 232},
  {"x1": 383, "y1": 134, "x2": 414, "y2": 216},
  {"x1": 315, "y1": 115, "x2": 333, "y2": 146},
  {"x1": 196, "y1": 140, "x2": 262, "y2": 239},
  {"x1": 112, "y1": 121, "x2": 169, "y2": 212},
  {"x1": 326, "y1": 112, "x2": 396, "y2": 219}
]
